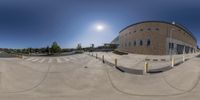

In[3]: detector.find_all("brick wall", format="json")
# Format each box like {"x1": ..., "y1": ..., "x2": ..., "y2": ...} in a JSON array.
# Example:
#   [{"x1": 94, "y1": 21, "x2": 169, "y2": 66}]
[{"x1": 119, "y1": 22, "x2": 197, "y2": 55}]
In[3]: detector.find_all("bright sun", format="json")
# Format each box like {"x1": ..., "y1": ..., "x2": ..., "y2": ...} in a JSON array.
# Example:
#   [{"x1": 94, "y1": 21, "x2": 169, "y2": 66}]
[{"x1": 96, "y1": 25, "x2": 104, "y2": 31}]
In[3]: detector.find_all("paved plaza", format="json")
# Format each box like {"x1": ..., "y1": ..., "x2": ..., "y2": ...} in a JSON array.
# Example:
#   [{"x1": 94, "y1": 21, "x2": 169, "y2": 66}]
[{"x1": 0, "y1": 52, "x2": 200, "y2": 100}]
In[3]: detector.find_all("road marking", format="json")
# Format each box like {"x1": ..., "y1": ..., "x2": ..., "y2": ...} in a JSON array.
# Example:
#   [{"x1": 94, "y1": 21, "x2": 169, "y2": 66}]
[
  {"x1": 48, "y1": 58, "x2": 52, "y2": 63},
  {"x1": 57, "y1": 58, "x2": 62, "y2": 63},
  {"x1": 63, "y1": 57, "x2": 69, "y2": 62},
  {"x1": 26, "y1": 57, "x2": 35, "y2": 61},
  {"x1": 32, "y1": 58, "x2": 40, "y2": 62},
  {"x1": 68, "y1": 57, "x2": 77, "y2": 60},
  {"x1": 39, "y1": 58, "x2": 46, "y2": 63}
]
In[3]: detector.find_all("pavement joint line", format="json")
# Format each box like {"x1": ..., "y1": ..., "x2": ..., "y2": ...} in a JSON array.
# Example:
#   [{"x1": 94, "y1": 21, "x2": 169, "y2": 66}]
[
  {"x1": 161, "y1": 74, "x2": 187, "y2": 92},
  {"x1": 0, "y1": 63, "x2": 52, "y2": 93}
]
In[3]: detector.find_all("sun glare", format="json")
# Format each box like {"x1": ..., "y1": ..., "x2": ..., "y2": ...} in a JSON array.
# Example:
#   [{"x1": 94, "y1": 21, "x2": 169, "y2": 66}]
[{"x1": 96, "y1": 25, "x2": 104, "y2": 31}]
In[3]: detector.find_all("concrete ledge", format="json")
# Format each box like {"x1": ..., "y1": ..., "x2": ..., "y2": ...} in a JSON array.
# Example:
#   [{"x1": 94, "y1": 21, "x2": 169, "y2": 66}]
[{"x1": 88, "y1": 53, "x2": 196, "y2": 75}]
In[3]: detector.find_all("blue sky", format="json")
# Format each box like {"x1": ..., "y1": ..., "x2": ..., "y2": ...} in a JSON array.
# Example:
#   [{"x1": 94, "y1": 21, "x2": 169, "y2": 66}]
[{"x1": 0, "y1": 0, "x2": 199, "y2": 48}]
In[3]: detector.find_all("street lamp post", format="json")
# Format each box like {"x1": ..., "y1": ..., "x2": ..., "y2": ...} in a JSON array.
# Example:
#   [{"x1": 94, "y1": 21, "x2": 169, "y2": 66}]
[
  {"x1": 169, "y1": 29, "x2": 175, "y2": 61},
  {"x1": 170, "y1": 21, "x2": 175, "y2": 61}
]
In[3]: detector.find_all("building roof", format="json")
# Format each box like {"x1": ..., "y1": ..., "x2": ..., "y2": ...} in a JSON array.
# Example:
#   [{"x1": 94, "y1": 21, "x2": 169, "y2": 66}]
[{"x1": 119, "y1": 21, "x2": 197, "y2": 42}]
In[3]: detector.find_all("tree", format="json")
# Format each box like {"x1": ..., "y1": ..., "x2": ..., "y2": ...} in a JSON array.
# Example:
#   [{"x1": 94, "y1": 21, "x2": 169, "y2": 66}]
[
  {"x1": 51, "y1": 42, "x2": 61, "y2": 54},
  {"x1": 46, "y1": 46, "x2": 51, "y2": 55}
]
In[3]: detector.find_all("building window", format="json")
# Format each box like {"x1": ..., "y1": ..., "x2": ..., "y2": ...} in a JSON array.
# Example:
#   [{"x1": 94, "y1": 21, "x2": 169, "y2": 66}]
[
  {"x1": 147, "y1": 28, "x2": 151, "y2": 30},
  {"x1": 129, "y1": 32, "x2": 131, "y2": 34},
  {"x1": 129, "y1": 41, "x2": 131, "y2": 47},
  {"x1": 134, "y1": 30, "x2": 137, "y2": 33},
  {"x1": 140, "y1": 29, "x2": 143, "y2": 31},
  {"x1": 134, "y1": 41, "x2": 136, "y2": 46},
  {"x1": 140, "y1": 40, "x2": 143, "y2": 46},
  {"x1": 155, "y1": 28, "x2": 159, "y2": 31},
  {"x1": 169, "y1": 43, "x2": 174, "y2": 49},
  {"x1": 191, "y1": 48, "x2": 193, "y2": 53},
  {"x1": 147, "y1": 39, "x2": 151, "y2": 46}
]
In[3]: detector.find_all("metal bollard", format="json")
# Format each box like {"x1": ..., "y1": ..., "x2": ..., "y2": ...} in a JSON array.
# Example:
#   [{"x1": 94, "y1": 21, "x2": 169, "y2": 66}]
[
  {"x1": 102, "y1": 55, "x2": 105, "y2": 63},
  {"x1": 171, "y1": 57, "x2": 175, "y2": 67},
  {"x1": 96, "y1": 53, "x2": 97, "y2": 59},
  {"x1": 115, "y1": 59, "x2": 117, "y2": 67},
  {"x1": 144, "y1": 62, "x2": 148, "y2": 74}
]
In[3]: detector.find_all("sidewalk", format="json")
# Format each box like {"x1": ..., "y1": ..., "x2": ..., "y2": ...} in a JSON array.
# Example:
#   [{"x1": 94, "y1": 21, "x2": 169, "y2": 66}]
[{"x1": 87, "y1": 52, "x2": 200, "y2": 74}]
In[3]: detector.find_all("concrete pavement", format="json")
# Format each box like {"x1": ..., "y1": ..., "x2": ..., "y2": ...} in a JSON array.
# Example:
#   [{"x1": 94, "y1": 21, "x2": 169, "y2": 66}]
[
  {"x1": 0, "y1": 53, "x2": 200, "y2": 100},
  {"x1": 91, "y1": 52, "x2": 199, "y2": 73}
]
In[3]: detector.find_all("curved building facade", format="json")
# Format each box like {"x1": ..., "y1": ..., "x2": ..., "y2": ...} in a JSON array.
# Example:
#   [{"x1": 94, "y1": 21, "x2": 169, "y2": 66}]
[{"x1": 118, "y1": 21, "x2": 197, "y2": 55}]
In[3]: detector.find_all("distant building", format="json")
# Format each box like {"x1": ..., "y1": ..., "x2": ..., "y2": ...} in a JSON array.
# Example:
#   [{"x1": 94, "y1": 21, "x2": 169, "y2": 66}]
[
  {"x1": 96, "y1": 43, "x2": 118, "y2": 52},
  {"x1": 109, "y1": 35, "x2": 119, "y2": 49},
  {"x1": 111, "y1": 36, "x2": 119, "y2": 45},
  {"x1": 118, "y1": 21, "x2": 197, "y2": 55},
  {"x1": 91, "y1": 44, "x2": 94, "y2": 48}
]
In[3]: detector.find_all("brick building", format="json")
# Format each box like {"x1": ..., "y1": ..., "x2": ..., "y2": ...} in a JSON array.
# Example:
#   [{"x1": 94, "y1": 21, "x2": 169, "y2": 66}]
[{"x1": 118, "y1": 21, "x2": 197, "y2": 55}]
